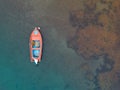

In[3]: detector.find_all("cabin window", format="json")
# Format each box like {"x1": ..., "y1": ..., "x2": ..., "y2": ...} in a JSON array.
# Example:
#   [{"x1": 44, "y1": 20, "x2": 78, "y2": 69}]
[
  {"x1": 32, "y1": 40, "x2": 40, "y2": 48},
  {"x1": 32, "y1": 50, "x2": 40, "y2": 58}
]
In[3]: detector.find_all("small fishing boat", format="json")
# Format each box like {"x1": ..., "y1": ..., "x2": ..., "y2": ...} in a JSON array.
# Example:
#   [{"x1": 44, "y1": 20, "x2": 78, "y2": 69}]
[{"x1": 29, "y1": 27, "x2": 42, "y2": 64}]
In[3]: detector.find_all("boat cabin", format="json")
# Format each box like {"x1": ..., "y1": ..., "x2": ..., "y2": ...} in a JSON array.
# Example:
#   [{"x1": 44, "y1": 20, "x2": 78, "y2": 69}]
[{"x1": 32, "y1": 40, "x2": 40, "y2": 58}]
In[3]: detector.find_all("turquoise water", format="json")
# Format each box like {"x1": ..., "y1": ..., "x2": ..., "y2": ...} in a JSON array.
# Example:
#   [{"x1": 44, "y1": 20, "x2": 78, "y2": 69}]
[{"x1": 0, "y1": 0, "x2": 102, "y2": 90}]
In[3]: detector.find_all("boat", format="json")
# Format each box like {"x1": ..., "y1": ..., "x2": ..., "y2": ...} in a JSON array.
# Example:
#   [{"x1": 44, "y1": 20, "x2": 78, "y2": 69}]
[{"x1": 29, "y1": 27, "x2": 42, "y2": 64}]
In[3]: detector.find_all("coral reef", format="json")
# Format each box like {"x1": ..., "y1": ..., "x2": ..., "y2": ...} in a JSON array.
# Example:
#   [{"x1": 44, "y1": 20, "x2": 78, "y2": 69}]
[{"x1": 68, "y1": 0, "x2": 120, "y2": 89}]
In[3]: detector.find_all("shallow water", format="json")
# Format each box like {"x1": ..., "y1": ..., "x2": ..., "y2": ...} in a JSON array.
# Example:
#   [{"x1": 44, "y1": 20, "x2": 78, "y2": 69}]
[{"x1": 0, "y1": 0, "x2": 102, "y2": 90}]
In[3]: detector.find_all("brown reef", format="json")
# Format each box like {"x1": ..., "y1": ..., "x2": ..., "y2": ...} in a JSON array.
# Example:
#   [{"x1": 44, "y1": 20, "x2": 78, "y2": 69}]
[{"x1": 68, "y1": 0, "x2": 120, "y2": 90}]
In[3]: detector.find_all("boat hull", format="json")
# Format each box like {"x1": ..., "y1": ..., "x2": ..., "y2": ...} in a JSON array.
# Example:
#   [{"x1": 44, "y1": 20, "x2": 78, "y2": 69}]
[{"x1": 29, "y1": 27, "x2": 42, "y2": 64}]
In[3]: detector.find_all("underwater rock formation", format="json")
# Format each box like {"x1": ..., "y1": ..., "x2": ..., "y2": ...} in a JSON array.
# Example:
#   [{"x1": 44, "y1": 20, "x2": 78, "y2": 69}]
[{"x1": 68, "y1": 0, "x2": 120, "y2": 90}]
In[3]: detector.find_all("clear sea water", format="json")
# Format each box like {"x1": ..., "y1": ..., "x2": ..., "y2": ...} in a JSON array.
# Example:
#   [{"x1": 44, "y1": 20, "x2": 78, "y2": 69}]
[{"x1": 0, "y1": 0, "x2": 102, "y2": 90}]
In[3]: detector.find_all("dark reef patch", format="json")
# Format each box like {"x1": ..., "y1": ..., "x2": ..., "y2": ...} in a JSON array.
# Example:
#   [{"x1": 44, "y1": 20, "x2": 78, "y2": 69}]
[{"x1": 68, "y1": 0, "x2": 120, "y2": 90}]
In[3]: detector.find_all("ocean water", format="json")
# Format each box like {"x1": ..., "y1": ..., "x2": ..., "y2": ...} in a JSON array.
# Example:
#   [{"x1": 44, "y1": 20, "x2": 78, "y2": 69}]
[{"x1": 0, "y1": 0, "x2": 100, "y2": 90}]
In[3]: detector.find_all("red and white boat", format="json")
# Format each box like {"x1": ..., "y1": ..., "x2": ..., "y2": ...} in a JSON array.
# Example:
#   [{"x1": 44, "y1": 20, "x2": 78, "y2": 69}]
[{"x1": 29, "y1": 27, "x2": 43, "y2": 64}]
